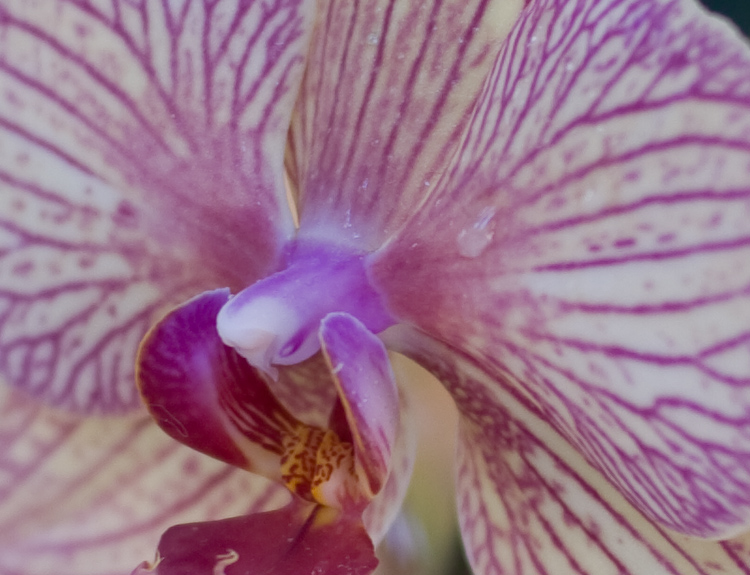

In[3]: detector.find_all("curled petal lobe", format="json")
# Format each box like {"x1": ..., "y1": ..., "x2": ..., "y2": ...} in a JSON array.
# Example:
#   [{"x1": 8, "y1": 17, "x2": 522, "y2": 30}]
[
  {"x1": 288, "y1": 0, "x2": 523, "y2": 247},
  {"x1": 359, "y1": 397, "x2": 416, "y2": 546},
  {"x1": 374, "y1": 0, "x2": 750, "y2": 538},
  {"x1": 0, "y1": 0, "x2": 314, "y2": 412},
  {"x1": 132, "y1": 500, "x2": 377, "y2": 575},
  {"x1": 137, "y1": 289, "x2": 300, "y2": 480},
  {"x1": 320, "y1": 313, "x2": 400, "y2": 499}
]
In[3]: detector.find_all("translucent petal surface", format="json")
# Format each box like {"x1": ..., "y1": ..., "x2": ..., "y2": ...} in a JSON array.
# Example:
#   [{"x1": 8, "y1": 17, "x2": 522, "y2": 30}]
[
  {"x1": 402, "y1": 336, "x2": 750, "y2": 575},
  {"x1": 0, "y1": 0, "x2": 313, "y2": 412},
  {"x1": 374, "y1": 0, "x2": 750, "y2": 538},
  {"x1": 0, "y1": 385, "x2": 289, "y2": 575},
  {"x1": 287, "y1": 0, "x2": 523, "y2": 247},
  {"x1": 133, "y1": 501, "x2": 377, "y2": 575}
]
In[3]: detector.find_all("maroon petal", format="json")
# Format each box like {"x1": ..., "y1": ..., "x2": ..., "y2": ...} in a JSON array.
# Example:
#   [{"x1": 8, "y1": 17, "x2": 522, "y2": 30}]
[
  {"x1": 0, "y1": 0, "x2": 314, "y2": 413},
  {"x1": 288, "y1": 0, "x2": 523, "y2": 248},
  {"x1": 137, "y1": 289, "x2": 300, "y2": 480},
  {"x1": 374, "y1": 0, "x2": 750, "y2": 538},
  {"x1": 133, "y1": 500, "x2": 377, "y2": 575}
]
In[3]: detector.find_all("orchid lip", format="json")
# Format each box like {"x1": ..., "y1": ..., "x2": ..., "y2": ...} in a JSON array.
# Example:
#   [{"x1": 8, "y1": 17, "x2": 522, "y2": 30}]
[{"x1": 216, "y1": 240, "x2": 396, "y2": 374}]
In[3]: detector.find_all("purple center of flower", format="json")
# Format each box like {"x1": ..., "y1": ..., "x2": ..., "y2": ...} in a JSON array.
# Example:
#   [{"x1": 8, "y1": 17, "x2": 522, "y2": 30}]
[{"x1": 216, "y1": 240, "x2": 396, "y2": 378}]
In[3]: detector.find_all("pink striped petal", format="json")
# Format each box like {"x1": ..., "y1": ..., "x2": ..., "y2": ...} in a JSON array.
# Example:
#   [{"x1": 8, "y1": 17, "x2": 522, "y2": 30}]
[
  {"x1": 132, "y1": 500, "x2": 377, "y2": 575},
  {"x1": 407, "y1": 339, "x2": 750, "y2": 575},
  {"x1": 0, "y1": 0, "x2": 314, "y2": 413},
  {"x1": 287, "y1": 0, "x2": 523, "y2": 247},
  {"x1": 0, "y1": 385, "x2": 289, "y2": 575},
  {"x1": 374, "y1": 0, "x2": 750, "y2": 538},
  {"x1": 320, "y1": 313, "x2": 400, "y2": 498}
]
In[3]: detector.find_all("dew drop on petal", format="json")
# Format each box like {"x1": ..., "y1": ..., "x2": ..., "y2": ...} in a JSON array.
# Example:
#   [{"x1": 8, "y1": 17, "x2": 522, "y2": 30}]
[{"x1": 457, "y1": 207, "x2": 495, "y2": 258}]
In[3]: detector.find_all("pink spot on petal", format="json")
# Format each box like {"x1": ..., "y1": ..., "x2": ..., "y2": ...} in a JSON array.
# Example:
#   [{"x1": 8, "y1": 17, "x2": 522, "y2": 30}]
[
  {"x1": 613, "y1": 237, "x2": 635, "y2": 248},
  {"x1": 12, "y1": 261, "x2": 33, "y2": 276},
  {"x1": 78, "y1": 255, "x2": 95, "y2": 269},
  {"x1": 112, "y1": 201, "x2": 139, "y2": 228},
  {"x1": 657, "y1": 233, "x2": 675, "y2": 243}
]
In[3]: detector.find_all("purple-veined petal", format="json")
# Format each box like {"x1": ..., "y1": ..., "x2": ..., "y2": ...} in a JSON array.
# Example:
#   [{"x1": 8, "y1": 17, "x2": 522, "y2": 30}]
[
  {"x1": 0, "y1": 0, "x2": 314, "y2": 412},
  {"x1": 403, "y1": 336, "x2": 750, "y2": 575},
  {"x1": 374, "y1": 0, "x2": 750, "y2": 537},
  {"x1": 0, "y1": 385, "x2": 290, "y2": 575},
  {"x1": 287, "y1": 0, "x2": 523, "y2": 247},
  {"x1": 137, "y1": 289, "x2": 302, "y2": 481},
  {"x1": 132, "y1": 500, "x2": 377, "y2": 575},
  {"x1": 320, "y1": 312, "x2": 400, "y2": 498}
]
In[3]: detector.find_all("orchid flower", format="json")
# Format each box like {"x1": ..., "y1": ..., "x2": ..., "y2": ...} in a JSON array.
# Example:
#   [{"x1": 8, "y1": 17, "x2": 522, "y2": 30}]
[{"x1": 1, "y1": 0, "x2": 750, "y2": 573}]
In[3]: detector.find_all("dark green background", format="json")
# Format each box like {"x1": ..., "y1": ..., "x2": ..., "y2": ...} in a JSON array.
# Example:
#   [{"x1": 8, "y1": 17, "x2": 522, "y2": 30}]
[{"x1": 701, "y1": 0, "x2": 750, "y2": 36}]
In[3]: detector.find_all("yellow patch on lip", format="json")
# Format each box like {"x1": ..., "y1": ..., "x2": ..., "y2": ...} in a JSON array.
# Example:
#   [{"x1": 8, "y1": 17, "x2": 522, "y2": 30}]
[{"x1": 280, "y1": 424, "x2": 363, "y2": 509}]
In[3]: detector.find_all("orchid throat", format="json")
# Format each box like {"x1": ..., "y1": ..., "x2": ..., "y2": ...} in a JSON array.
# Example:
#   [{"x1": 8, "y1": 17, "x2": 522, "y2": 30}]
[{"x1": 136, "y1": 236, "x2": 403, "y2": 531}]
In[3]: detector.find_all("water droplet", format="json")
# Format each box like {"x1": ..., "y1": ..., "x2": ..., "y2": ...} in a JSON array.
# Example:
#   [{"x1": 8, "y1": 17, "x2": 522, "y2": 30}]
[
  {"x1": 367, "y1": 32, "x2": 379, "y2": 45},
  {"x1": 457, "y1": 207, "x2": 495, "y2": 258}
]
